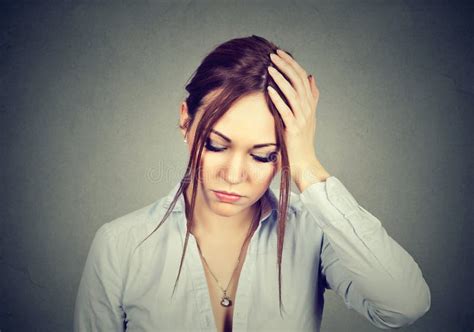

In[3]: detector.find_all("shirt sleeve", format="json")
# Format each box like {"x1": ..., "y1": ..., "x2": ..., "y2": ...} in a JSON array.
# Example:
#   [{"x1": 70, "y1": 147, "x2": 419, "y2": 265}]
[
  {"x1": 299, "y1": 176, "x2": 431, "y2": 329},
  {"x1": 73, "y1": 222, "x2": 126, "y2": 331}
]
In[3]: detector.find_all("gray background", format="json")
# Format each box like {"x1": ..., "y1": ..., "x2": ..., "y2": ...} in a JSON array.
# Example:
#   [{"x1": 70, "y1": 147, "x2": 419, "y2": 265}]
[{"x1": 2, "y1": 1, "x2": 473, "y2": 331}]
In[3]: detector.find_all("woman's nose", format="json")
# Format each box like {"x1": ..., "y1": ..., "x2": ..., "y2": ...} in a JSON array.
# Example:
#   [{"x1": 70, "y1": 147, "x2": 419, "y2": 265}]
[{"x1": 220, "y1": 154, "x2": 247, "y2": 184}]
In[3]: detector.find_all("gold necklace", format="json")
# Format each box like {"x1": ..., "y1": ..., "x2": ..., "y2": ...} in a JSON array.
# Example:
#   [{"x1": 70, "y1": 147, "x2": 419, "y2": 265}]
[
  {"x1": 194, "y1": 203, "x2": 260, "y2": 307},
  {"x1": 195, "y1": 237, "x2": 247, "y2": 307}
]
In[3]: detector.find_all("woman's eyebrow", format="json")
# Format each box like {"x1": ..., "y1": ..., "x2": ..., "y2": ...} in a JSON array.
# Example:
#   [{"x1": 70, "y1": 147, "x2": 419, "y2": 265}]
[{"x1": 211, "y1": 129, "x2": 279, "y2": 149}]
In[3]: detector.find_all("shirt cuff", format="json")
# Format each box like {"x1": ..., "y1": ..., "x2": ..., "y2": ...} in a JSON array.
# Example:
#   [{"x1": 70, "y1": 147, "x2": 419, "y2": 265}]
[{"x1": 299, "y1": 176, "x2": 376, "y2": 230}]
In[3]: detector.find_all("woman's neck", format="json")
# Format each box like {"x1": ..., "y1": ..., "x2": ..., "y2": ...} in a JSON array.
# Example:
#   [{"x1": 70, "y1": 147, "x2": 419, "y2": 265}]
[
  {"x1": 190, "y1": 202, "x2": 257, "y2": 243},
  {"x1": 185, "y1": 184, "x2": 273, "y2": 245},
  {"x1": 186, "y1": 189, "x2": 268, "y2": 243}
]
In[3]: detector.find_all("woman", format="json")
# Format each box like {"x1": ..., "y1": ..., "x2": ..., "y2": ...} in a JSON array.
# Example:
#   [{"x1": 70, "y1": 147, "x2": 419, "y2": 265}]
[{"x1": 73, "y1": 35, "x2": 431, "y2": 331}]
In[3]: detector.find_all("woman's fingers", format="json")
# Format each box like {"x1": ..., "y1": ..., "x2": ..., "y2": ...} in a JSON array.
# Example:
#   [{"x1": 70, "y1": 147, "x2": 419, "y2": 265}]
[
  {"x1": 269, "y1": 52, "x2": 309, "y2": 117},
  {"x1": 267, "y1": 85, "x2": 295, "y2": 130},
  {"x1": 309, "y1": 75, "x2": 320, "y2": 115},
  {"x1": 275, "y1": 49, "x2": 313, "y2": 113},
  {"x1": 267, "y1": 64, "x2": 302, "y2": 120},
  {"x1": 267, "y1": 48, "x2": 321, "y2": 130},
  {"x1": 265, "y1": 49, "x2": 321, "y2": 180}
]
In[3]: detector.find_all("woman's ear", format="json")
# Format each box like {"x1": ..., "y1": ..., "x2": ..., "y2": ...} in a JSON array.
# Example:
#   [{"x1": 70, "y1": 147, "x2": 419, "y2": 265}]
[{"x1": 179, "y1": 101, "x2": 190, "y2": 139}]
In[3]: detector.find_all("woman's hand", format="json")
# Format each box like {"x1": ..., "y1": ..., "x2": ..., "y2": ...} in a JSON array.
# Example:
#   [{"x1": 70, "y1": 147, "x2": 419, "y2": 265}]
[{"x1": 267, "y1": 49, "x2": 331, "y2": 191}]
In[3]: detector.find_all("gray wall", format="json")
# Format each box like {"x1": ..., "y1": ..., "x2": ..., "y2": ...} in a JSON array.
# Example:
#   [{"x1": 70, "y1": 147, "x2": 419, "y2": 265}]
[{"x1": 2, "y1": 1, "x2": 472, "y2": 331}]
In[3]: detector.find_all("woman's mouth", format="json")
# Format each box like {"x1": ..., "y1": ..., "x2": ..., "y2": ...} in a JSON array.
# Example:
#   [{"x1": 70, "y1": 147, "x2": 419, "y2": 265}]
[{"x1": 213, "y1": 191, "x2": 242, "y2": 203}]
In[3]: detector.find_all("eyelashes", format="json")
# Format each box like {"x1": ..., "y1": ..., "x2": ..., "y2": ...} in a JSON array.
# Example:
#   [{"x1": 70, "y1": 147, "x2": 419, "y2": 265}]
[
  {"x1": 204, "y1": 138, "x2": 278, "y2": 164},
  {"x1": 252, "y1": 151, "x2": 279, "y2": 163}
]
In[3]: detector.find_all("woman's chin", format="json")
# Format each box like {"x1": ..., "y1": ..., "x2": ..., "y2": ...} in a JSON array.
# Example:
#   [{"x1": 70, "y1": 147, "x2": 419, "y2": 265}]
[{"x1": 211, "y1": 203, "x2": 245, "y2": 216}]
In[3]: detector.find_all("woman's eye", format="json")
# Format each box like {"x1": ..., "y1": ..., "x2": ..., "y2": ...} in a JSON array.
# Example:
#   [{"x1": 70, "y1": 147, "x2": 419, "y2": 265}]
[
  {"x1": 252, "y1": 151, "x2": 279, "y2": 163},
  {"x1": 205, "y1": 138, "x2": 278, "y2": 163},
  {"x1": 204, "y1": 138, "x2": 226, "y2": 152}
]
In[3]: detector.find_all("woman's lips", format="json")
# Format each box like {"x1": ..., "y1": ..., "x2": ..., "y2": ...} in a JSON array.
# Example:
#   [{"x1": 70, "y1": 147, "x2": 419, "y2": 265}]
[{"x1": 213, "y1": 191, "x2": 242, "y2": 203}]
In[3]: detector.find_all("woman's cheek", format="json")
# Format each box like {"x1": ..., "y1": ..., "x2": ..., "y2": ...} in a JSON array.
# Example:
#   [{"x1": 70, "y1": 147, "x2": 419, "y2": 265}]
[
  {"x1": 249, "y1": 163, "x2": 275, "y2": 184},
  {"x1": 201, "y1": 152, "x2": 276, "y2": 183},
  {"x1": 201, "y1": 153, "x2": 236, "y2": 181}
]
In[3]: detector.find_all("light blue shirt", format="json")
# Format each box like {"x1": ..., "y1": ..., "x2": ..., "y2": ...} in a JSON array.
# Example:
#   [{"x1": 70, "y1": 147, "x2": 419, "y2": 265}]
[{"x1": 73, "y1": 176, "x2": 431, "y2": 331}]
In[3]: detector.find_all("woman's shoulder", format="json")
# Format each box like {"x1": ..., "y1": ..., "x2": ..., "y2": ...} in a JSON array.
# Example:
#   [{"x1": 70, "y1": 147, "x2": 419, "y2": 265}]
[
  {"x1": 102, "y1": 200, "x2": 162, "y2": 235},
  {"x1": 97, "y1": 183, "x2": 183, "y2": 244}
]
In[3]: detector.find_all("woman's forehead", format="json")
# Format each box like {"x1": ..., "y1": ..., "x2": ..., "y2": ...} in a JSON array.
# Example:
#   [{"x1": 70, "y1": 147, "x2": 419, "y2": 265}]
[{"x1": 212, "y1": 93, "x2": 276, "y2": 144}]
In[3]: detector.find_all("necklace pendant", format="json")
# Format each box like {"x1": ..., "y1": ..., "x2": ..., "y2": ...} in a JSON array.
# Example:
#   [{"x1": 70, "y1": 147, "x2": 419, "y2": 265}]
[{"x1": 220, "y1": 296, "x2": 232, "y2": 307}]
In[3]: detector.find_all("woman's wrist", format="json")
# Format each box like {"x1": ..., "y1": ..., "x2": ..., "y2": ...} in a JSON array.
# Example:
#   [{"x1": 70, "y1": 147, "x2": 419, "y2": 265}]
[{"x1": 292, "y1": 160, "x2": 331, "y2": 192}]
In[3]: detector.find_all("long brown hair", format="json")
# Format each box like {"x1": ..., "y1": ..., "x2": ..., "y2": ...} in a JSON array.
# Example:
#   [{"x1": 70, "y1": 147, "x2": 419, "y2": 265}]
[{"x1": 136, "y1": 35, "x2": 295, "y2": 317}]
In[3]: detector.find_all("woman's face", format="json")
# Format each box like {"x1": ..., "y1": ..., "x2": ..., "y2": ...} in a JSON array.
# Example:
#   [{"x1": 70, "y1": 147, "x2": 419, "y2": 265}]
[{"x1": 180, "y1": 91, "x2": 281, "y2": 218}]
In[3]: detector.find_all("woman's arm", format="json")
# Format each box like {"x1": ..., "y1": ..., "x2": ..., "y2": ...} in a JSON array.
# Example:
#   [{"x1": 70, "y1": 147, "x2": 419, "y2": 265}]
[
  {"x1": 299, "y1": 176, "x2": 431, "y2": 329},
  {"x1": 267, "y1": 48, "x2": 430, "y2": 328},
  {"x1": 73, "y1": 223, "x2": 126, "y2": 331}
]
